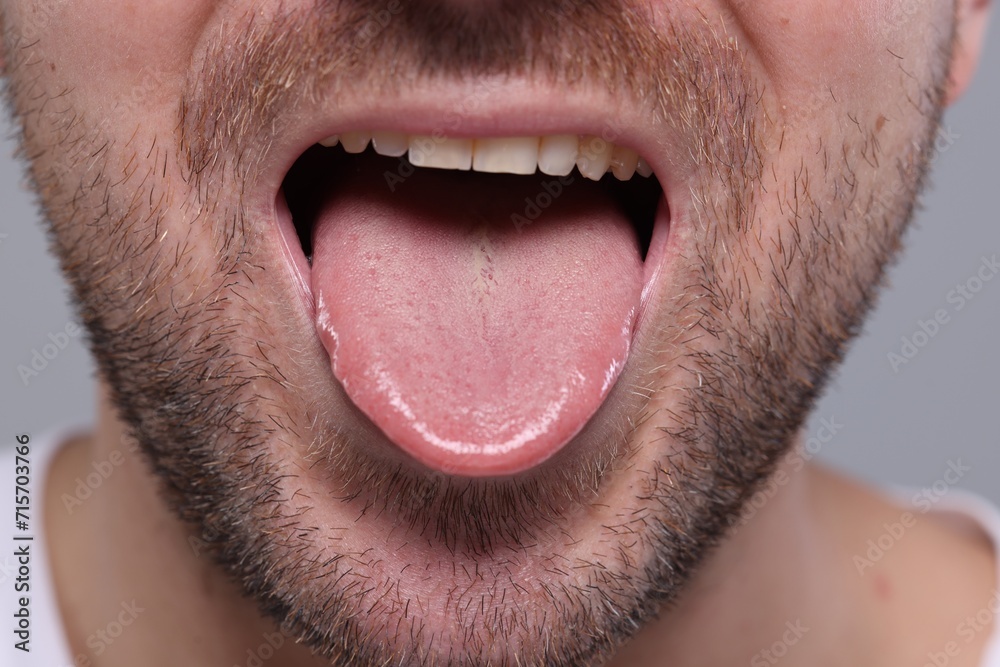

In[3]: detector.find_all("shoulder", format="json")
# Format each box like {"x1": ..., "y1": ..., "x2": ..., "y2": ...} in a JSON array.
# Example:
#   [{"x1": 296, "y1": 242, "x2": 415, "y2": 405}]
[{"x1": 808, "y1": 463, "x2": 998, "y2": 667}]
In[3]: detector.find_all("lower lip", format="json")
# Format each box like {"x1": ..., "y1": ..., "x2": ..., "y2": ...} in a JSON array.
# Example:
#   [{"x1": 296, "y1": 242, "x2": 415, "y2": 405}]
[
  {"x1": 274, "y1": 189, "x2": 315, "y2": 315},
  {"x1": 640, "y1": 193, "x2": 672, "y2": 319}
]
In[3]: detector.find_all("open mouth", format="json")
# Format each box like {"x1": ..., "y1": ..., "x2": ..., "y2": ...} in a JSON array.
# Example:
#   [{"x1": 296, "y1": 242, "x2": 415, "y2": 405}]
[{"x1": 278, "y1": 130, "x2": 668, "y2": 477}]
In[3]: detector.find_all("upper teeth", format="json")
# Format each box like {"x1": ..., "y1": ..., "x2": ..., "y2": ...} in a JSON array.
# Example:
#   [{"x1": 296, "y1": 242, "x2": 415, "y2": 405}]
[{"x1": 318, "y1": 133, "x2": 653, "y2": 181}]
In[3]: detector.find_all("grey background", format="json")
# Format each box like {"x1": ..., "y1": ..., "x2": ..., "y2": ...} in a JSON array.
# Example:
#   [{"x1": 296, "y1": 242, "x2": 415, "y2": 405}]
[{"x1": 1, "y1": 37, "x2": 997, "y2": 502}]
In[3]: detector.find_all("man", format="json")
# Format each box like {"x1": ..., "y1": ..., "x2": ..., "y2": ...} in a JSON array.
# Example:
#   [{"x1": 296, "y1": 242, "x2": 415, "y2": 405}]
[{"x1": 0, "y1": 0, "x2": 995, "y2": 665}]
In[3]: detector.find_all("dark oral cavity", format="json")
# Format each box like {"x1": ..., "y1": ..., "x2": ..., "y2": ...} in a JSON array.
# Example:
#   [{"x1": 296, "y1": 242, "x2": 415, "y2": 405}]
[{"x1": 283, "y1": 147, "x2": 661, "y2": 476}]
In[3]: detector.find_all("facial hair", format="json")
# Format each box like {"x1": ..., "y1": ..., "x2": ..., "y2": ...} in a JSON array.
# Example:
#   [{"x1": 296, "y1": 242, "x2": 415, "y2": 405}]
[{"x1": 2, "y1": 1, "x2": 953, "y2": 664}]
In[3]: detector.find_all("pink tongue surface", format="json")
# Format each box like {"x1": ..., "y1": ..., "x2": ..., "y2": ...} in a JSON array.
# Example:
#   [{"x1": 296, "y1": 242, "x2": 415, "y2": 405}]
[{"x1": 311, "y1": 160, "x2": 643, "y2": 476}]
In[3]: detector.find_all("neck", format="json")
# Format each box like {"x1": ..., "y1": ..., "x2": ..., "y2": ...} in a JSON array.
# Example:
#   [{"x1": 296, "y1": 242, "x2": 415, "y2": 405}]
[{"x1": 47, "y1": 389, "x2": 882, "y2": 667}]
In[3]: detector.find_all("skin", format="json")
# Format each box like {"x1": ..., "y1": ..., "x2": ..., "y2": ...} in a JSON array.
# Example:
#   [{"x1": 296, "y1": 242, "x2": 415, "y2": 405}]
[{"x1": 0, "y1": 0, "x2": 994, "y2": 665}]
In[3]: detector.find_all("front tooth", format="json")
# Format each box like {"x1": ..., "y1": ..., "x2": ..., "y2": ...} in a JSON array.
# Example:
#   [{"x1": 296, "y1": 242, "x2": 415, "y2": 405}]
[
  {"x1": 372, "y1": 131, "x2": 409, "y2": 157},
  {"x1": 341, "y1": 131, "x2": 371, "y2": 154},
  {"x1": 610, "y1": 146, "x2": 639, "y2": 181},
  {"x1": 635, "y1": 156, "x2": 653, "y2": 178},
  {"x1": 577, "y1": 135, "x2": 614, "y2": 181},
  {"x1": 538, "y1": 135, "x2": 578, "y2": 177},
  {"x1": 319, "y1": 135, "x2": 340, "y2": 148},
  {"x1": 409, "y1": 136, "x2": 473, "y2": 170},
  {"x1": 473, "y1": 137, "x2": 539, "y2": 175}
]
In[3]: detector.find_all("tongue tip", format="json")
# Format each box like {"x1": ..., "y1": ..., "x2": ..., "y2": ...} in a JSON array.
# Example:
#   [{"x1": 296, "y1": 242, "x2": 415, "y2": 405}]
[
  {"x1": 382, "y1": 417, "x2": 579, "y2": 478},
  {"x1": 417, "y1": 447, "x2": 559, "y2": 478},
  {"x1": 330, "y1": 349, "x2": 626, "y2": 478}
]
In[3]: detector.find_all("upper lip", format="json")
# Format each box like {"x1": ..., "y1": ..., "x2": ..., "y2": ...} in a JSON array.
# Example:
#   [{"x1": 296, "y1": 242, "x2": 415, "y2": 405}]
[{"x1": 251, "y1": 77, "x2": 687, "y2": 213}]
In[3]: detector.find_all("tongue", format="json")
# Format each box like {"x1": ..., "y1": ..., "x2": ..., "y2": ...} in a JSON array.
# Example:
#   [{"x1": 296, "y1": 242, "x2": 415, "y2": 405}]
[{"x1": 311, "y1": 156, "x2": 643, "y2": 476}]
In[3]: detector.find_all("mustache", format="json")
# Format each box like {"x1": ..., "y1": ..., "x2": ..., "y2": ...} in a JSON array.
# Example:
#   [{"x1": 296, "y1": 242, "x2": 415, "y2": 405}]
[{"x1": 179, "y1": 0, "x2": 756, "y2": 182}]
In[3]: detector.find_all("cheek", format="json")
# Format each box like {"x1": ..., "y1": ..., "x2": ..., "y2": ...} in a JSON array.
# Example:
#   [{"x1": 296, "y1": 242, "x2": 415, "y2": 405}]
[
  {"x1": 724, "y1": 0, "x2": 947, "y2": 110},
  {"x1": 8, "y1": 0, "x2": 217, "y2": 118}
]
